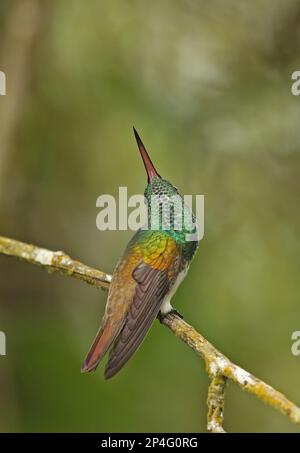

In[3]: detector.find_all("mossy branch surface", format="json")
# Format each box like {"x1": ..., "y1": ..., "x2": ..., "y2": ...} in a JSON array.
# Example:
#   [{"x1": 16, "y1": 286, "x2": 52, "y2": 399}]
[
  {"x1": 207, "y1": 375, "x2": 227, "y2": 433},
  {"x1": 1, "y1": 235, "x2": 300, "y2": 432}
]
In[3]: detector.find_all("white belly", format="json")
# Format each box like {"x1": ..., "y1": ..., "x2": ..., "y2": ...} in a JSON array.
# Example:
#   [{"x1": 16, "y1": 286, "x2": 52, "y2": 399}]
[{"x1": 159, "y1": 267, "x2": 188, "y2": 315}]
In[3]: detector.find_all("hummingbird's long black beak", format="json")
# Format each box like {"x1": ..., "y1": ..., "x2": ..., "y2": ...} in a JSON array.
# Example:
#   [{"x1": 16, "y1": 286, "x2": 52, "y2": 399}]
[{"x1": 133, "y1": 127, "x2": 160, "y2": 182}]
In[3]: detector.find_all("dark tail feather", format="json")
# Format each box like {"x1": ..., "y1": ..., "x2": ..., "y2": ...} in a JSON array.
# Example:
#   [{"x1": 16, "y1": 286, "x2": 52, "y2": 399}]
[
  {"x1": 104, "y1": 309, "x2": 158, "y2": 379},
  {"x1": 81, "y1": 326, "x2": 113, "y2": 373}
]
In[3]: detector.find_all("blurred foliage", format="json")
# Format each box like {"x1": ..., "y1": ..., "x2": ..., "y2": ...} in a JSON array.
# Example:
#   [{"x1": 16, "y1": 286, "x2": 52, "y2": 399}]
[{"x1": 0, "y1": 0, "x2": 300, "y2": 432}]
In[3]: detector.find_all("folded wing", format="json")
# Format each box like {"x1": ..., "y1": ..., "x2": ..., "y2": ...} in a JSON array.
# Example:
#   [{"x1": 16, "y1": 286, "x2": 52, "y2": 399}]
[{"x1": 104, "y1": 262, "x2": 170, "y2": 379}]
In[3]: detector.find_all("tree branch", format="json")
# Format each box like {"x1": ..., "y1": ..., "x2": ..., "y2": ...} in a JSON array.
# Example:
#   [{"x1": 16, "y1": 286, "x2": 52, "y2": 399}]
[
  {"x1": 1, "y1": 235, "x2": 300, "y2": 431},
  {"x1": 207, "y1": 375, "x2": 227, "y2": 433},
  {"x1": 0, "y1": 236, "x2": 111, "y2": 290}
]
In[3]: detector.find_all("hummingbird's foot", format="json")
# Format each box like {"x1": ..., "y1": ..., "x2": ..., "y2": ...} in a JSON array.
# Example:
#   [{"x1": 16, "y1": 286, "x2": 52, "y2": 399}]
[
  {"x1": 157, "y1": 309, "x2": 184, "y2": 324},
  {"x1": 169, "y1": 308, "x2": 184, "y2": 319},
  {"x1": 157, "y1": 312, "x2": 165, "y2": 324}
]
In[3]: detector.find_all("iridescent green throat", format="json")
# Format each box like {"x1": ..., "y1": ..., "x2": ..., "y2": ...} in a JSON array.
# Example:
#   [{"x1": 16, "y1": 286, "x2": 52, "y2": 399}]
[{"x1": 144, "y1": 177, "x2": 197, "y2": 245}]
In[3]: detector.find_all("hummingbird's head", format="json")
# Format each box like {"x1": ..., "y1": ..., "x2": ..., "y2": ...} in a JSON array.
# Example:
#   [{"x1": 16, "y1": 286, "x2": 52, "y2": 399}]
[
  {"x1": 133, "y1": 127, "x2": 179, "y2": 201},
  {"x1": 133, "y1": 127, "x2": 197, "y2": 242}
]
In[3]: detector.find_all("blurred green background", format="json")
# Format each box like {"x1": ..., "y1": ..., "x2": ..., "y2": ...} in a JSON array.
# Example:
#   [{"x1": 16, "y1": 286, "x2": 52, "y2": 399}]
[{"x1": 0, "y1": 0, "x2": 300, "y2": 433}]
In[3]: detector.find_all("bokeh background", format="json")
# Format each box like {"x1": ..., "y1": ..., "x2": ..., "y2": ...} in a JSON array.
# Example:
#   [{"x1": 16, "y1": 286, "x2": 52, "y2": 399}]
[{"x1": 0, "y1": 0, "x2": 300, "y2": 433}]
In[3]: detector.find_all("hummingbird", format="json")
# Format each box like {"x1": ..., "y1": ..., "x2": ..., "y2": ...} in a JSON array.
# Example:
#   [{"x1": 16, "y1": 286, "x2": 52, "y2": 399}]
[{"x1": 82, "y1": 128, "x2": 199, "y2": 379}]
